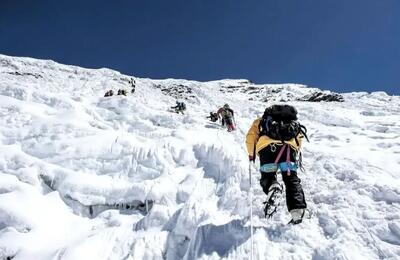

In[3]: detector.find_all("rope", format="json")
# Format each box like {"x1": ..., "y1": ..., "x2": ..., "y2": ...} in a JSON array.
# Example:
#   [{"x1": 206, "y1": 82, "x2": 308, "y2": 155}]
[{"x1": 248, "y1": 162, "x2": 254, "y2": 260}]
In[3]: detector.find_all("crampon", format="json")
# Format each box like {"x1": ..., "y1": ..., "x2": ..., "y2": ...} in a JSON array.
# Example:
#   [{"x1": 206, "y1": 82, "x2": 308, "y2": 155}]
[{"x1": 263, "y1": 183, "x2": 283, "y2": 218}]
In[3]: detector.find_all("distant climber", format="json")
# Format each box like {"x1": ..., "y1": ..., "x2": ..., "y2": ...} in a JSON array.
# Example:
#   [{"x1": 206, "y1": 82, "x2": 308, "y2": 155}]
[
  {"x1": 207, "y1": 112, "x2": 219, "y2": 122},
  {"x1": 129, "y1": 78, "x2": 136, "y2": 94},
  {"x1": 217, "y1": 104, "x2": 235, "y2": 131},
  {"x1": 117, "y1": 89, "x2": 127, "y2": 96},
  {"x1": 104, "y1": 90, "x2": 114, "y2": 97},
  {"x1": 246, "y1": 104, "x2": 309, "y2": 224},
  {"x1": 171, "y1": 101, "x2": 186, "y2": 114}
]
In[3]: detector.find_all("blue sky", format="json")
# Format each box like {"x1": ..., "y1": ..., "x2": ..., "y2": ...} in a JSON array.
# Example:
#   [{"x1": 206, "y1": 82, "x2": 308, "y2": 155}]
[{"x1": 1, "y1": 0, "x2": 399, "y2": 94}]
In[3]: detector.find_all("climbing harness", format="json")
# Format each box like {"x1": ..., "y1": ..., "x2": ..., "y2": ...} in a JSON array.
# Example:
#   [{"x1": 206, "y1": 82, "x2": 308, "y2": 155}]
[{"x1": 259, "y1": 144, "x2": 297, "y2": 176}]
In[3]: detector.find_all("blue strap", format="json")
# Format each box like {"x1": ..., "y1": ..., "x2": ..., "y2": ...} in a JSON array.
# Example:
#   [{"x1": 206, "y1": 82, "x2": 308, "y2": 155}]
[
  {"x1": 260, "y1": 163, "x2": 278, "y2": 173},
  {"x1": 278, "y1": 162, "x2": 298, "y2": 172},
  {"x1": 260, "y1": 162, "x2": 298, "y2": 173}
]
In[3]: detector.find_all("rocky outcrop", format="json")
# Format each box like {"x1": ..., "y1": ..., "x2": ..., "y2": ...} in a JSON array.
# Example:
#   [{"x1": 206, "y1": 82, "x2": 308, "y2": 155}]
[
  {"x1": 218, "y1": 82, "x2": 345, "y2": 102},
  {"x1": 153, "y1": 83, "x2": 196, "y2": 100},
  {"x1": 298, "y1": 91, "x2": 344, "y2": 102}
]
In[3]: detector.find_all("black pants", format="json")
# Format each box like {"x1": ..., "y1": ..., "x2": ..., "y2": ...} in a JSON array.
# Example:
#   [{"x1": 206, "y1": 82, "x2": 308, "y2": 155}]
[
  {"x1": 259, "y1": 145, "x2": 307, "y2": 211},
  {"x1": 222, "y1": 116, "x2": 234, "y2": 126}
]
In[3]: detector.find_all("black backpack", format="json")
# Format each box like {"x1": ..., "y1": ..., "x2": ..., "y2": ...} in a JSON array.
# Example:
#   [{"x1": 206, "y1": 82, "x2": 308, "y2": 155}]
[
  {"x1": 223, "y1": 108, "x2": 234, "y2": 118},
  {"x1": 259, "y1": 105, "x2": 308, "y2": 145}
]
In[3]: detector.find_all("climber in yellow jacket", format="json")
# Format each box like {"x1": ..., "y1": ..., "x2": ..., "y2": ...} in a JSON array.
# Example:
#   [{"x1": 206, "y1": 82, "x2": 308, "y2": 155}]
[{"x1": 245, "y1": 104, "x2": 308, "y2": 224}]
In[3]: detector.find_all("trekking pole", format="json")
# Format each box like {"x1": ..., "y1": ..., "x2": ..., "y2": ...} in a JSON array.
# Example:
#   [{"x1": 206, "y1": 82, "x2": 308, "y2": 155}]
[{"x1": 248, "y1": 161, "x2": 254, "y2": 260}]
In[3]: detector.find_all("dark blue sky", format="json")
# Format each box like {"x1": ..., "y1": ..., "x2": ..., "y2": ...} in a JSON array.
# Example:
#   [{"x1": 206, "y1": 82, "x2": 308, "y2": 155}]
[{"x1": 1, "y1": 0, "x2": 399, "y2": 94}]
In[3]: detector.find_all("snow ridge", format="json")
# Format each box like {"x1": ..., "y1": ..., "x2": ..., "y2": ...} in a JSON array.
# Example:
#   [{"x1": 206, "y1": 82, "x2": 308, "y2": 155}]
[{"x1": 0, "y1": 54, "x2": 400, "y2": 259}]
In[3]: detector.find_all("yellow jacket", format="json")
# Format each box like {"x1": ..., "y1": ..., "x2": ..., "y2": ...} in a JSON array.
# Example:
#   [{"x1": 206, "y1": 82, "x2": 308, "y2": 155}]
[{"x1": 245, "y1": 118, "x2": 302, "y2": 157}]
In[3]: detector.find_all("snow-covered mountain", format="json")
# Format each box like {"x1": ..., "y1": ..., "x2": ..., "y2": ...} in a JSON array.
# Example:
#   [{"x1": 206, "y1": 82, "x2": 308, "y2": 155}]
[{"x1": 0, "y1": 54, "x2": 399, "y2": 260}]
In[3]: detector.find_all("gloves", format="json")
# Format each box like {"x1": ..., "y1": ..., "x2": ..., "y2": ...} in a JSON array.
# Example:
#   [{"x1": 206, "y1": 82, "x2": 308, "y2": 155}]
[{"x1": 249, "y1": 155, "x2": 255, "y2": 162}]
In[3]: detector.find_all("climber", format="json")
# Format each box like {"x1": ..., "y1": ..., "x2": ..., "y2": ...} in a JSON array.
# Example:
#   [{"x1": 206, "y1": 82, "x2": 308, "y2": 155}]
[
  {"x1": 104, "y1": 90, "x2": 114, "y2": 97},
  {"x1": 207, "y1": 112, "x2": 219, "y2": 122},
  {"x1": 217, "y1": 104, "x2": 235, "y2": 131},
  {"x1": 130, "y1": 78, "x2": 136, "y2": 94},
  {"x1": 245, "y1": 104, "x2": 309, "y2": 224},
  {"x1": 171, "y1": 101, "x2": 186, "y2": 114},
  {"x1": 117, "y1": 89, "x2": 127, "y2": 96}
]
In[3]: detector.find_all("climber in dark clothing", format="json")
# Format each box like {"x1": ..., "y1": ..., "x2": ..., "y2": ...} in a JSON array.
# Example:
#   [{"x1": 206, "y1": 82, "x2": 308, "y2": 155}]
[
  {"x1": 171, "y1": 101, "x2": 186, "y2": 114},
  {"x1": 207, "y1": 112, "x2": 219, "y2": 122},
  {"x1": 217, "y1": 104, "x2": 236, "y2": 131},
  {"x1": 117, "y1": 89, "x2": 127, "y2": 96},
  {"x1": 130, "y1": 78, "x2": 136, "y2": 93},
  {"x1": 104, "y1": 90, "x2": 114, "y2": 97}
]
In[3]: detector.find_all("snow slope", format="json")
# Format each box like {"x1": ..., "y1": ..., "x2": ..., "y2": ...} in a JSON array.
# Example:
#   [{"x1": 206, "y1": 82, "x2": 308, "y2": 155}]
[{"x1": 0, "y1": 54, "x2": 400, "y2": 260}]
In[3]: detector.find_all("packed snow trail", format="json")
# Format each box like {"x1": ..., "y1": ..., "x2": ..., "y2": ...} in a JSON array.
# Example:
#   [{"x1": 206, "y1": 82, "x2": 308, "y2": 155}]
[{"x1": 0, "y1": 54, "x2": 400, "y2": 259}]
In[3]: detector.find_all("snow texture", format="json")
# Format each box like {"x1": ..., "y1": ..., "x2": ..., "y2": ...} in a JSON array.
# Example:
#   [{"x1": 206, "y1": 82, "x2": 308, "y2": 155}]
[{"x1": 0, "y1": 54, "x2": 400, "y2": 260}]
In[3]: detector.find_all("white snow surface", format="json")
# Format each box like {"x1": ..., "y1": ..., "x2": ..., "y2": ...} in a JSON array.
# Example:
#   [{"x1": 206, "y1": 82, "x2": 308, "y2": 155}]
[{"x1": 0, "y1": 54, "x2": 400, "y2": 260}]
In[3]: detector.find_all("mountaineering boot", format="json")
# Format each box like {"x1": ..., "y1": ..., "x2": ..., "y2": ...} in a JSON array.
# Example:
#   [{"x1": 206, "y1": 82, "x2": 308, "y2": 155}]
[
  {"x1": 289, "y1": 208, "x2": 305, "y2": 225},
  {"x1": 263, "y1": 182, "x2": 283, "y2": 218}
]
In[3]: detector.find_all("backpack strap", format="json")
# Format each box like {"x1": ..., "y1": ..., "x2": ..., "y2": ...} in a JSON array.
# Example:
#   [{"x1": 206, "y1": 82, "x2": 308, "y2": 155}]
[
  {"x1": 258, "y1": 116, "x2": 272, "y2": 136},
  {"x1": 280, "y1": 122, "x2": 285, "y2": 144},
  {"x1": 299, "y1": 124, "x2": 309, "y2": 142}
]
